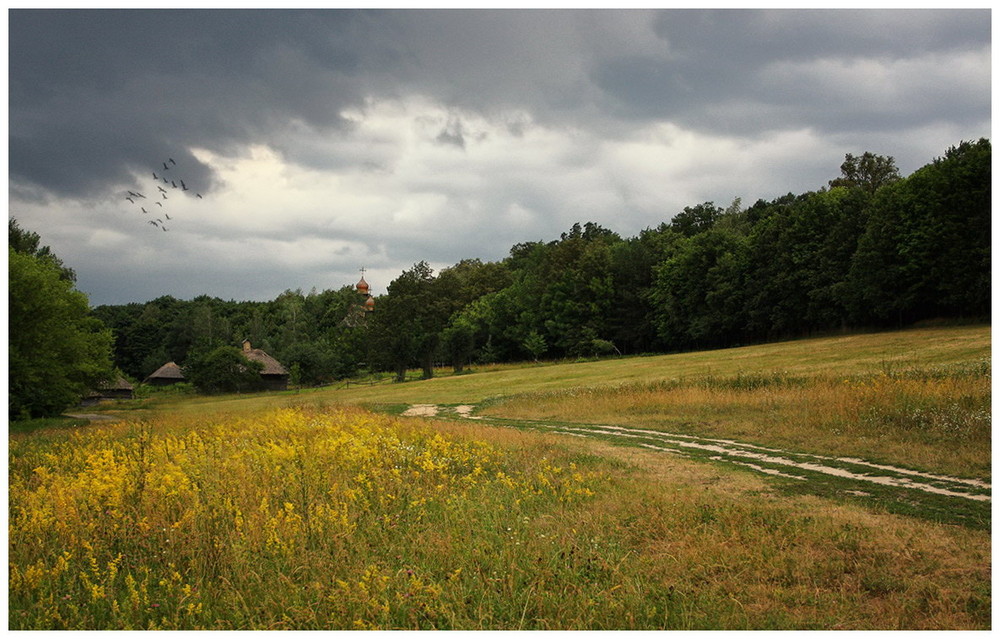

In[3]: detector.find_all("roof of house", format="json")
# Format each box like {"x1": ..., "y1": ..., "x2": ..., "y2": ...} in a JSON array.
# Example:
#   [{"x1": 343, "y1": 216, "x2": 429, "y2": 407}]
[
  {"x1": 100, "y1": 375, "x2": 134, "y2": 391},
  {"x1": 241, "y1": 343, "x2": 289, "y2": 376},
  {"x1": 145, "y1": 361, "x2": 185, "y2": 381}
]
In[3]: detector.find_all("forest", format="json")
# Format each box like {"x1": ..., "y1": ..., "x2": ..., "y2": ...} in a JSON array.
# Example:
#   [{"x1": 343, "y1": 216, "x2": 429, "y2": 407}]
[{"x1": 13, "y1": 137, "x2": 988, "y2": 411}]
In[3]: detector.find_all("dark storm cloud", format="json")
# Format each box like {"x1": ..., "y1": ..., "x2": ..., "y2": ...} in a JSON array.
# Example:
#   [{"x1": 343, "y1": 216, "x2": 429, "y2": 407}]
[
  {"x1": 593, "y1": 9, "x2": 990, "y2": 134},
  {"x1": 11, "y1": 9, "x2": 989, "y2": 200},
  {"x1": 9, "y1": 9, "x2": 397, "y2": 198},
  {"x1": 9, "y1": 9, "x2": 991, "y2": 306},
  {"x1": 653, "y1": 9, "x2": 988, "y2": 63}
]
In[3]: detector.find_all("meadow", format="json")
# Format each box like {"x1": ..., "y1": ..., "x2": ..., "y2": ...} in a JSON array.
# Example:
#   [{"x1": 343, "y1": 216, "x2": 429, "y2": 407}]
[{"x1": 8, "y1": 325, "x2": 991, "y2": 629}]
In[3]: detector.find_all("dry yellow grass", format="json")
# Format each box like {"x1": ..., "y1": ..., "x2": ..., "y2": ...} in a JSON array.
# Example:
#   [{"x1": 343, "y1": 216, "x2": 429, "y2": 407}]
[
  {"x1": 558, "y1": 440, "x2": 991, "y2": 629},
  {"x1": 483, "y1": 368, "x2": 990, "y2": 479}
]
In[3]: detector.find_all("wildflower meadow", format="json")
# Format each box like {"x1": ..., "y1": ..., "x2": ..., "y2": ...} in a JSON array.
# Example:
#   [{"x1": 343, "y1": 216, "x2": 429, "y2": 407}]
[{"x1": 9, "y1": 402, "x2": 990, "y2": 629}]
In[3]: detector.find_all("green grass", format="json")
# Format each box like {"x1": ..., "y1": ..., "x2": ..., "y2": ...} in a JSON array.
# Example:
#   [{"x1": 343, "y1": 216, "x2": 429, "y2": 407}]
[
  {"x1": 69, "y1": 324, "x2": 987, "y2": 535},
  {"x1": 9, "y1": 416, "x2": 91, "y2": 435},
  {"x1": 8, "y1": 323, "x2": 992, "y2": 629},
  {"x1": 96, "y1": 324, "x2": 989, "y2": 414}
]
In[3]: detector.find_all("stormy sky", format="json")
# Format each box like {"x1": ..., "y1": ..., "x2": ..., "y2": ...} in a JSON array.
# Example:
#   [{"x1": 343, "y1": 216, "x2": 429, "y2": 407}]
[{"x1": 8, "y1": 9, "x2": 991, "y2": 306}]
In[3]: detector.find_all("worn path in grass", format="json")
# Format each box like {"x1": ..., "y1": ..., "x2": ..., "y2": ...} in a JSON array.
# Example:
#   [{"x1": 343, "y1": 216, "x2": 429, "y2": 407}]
[{"x1": 400, "y1": 404, "x2": 991, "y2": 528}]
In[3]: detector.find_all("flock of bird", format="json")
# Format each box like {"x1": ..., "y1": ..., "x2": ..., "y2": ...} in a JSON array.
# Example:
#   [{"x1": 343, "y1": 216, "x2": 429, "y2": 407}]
[{"x1": 122, "y1": 157, "x2": 203, "y2": 231}]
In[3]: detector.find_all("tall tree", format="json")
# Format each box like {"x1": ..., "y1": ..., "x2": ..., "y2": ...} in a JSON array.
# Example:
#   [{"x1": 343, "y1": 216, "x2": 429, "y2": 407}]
[
  {"x1": 846, "y1": 139, "x2": 991, "y2": 324},
  {"x1": 183, "y1": 346, "x2": 264, "y2": 395},
  {"x1": 742, "y1": 188, "x2": 868, "y2": 339},
  {"x1": 9, "y1": 246, "x2": 113, "y2": 418},
  {"x1": 829, "y1": 151, "x2": 901, "y2": 194},
  {"x1": 9, "y1": 218, "x2": 76, "y2": 281},
  {"x1": 650, "y1": 228, "x2": 750, "y2": 350},
  {"x1": 669, "y1": 202, "x2": 723, "y2": 238},
  {"x1": 370, "y1": 262, "x2": 447, "y2": 380}
]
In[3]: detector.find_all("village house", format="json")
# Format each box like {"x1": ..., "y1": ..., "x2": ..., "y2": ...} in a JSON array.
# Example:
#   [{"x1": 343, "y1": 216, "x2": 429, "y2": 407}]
[
  {"x1": 144, "y1": 361, "x2": 186, "y2": 386},
  {"x1": 240, "y1": 340, "x2": 290, "y2": 391},
  {"x1": 81, "y1": 375, "x2": 135, "y2": 405}
]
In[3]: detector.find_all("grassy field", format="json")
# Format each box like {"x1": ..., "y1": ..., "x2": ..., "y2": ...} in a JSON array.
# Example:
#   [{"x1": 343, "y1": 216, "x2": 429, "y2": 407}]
[
  {"x1": 122, "y1": 323, "x2": 989, "y2": 409},
  {"x1": 9, "y1": 325, "x2": 991, "y2": 629}
]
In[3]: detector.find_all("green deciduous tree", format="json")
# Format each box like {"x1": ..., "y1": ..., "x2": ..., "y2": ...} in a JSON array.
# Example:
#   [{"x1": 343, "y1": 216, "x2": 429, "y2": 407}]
[
  {"x1": 9, "y1": 246, "x2": 113, "y2": 418},
  {"x1": 846, "y1": 139, "x2": 991, "y2": 324},
  {"x1": 369, "y1": 262, "x2": 447, "y2": 380},
  {"x1": 669, "y1": 202, "x2": 723, "y2": 238},
  {"x1": 183, "y1": 346, "x2": 264, "y2": 394},
  {"x1": 651, "y1": 228, "x2": 750, "y2": 350},
  {"x1": 522, "y1": 330, "x2": 547, "y2": 362},
  {"x1": 829, "y1": 151, "x2": 901, "y2": 195},
  {"x1": 742, "y1": 188, "x2": 868, "y2": 339},
  {"x1": 9, "y1": 218, "x2": 76, "y2": 282}
]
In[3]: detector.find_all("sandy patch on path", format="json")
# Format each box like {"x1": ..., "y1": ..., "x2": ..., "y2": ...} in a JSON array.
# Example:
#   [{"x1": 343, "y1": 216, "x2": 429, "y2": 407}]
[
  {"x1": 454, "y1": 405, "x2": 482, "y2": 419},
  {"x1": 402, "y1": 404, "x2": 439, "y2": 417}
]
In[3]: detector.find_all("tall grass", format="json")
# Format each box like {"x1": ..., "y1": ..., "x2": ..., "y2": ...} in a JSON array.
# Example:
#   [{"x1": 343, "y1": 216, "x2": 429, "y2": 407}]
[
  {"x1": 482, "y1": 361, "x2": 991, "y2": 479},
  {"x1": 9, "y1": 407, "x2": 601, "y2": 629},
  {"x1": 9, "y1": 407, "x2": 990, "y2": 629}
]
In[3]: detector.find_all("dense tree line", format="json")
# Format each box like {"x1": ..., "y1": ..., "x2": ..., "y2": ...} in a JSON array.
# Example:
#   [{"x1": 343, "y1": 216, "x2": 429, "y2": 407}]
[
  {"x1": 91, "y1": 286, "x2": 370, "y2": 386},
  {"x1": 89, "y1": 138, "x2": 989, "y2": 385}
]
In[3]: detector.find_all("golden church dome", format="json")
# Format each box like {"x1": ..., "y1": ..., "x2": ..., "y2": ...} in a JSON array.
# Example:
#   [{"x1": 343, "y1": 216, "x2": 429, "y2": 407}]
[{"x1": 356, "y1": 276, "x2": 370, "y2": 295}]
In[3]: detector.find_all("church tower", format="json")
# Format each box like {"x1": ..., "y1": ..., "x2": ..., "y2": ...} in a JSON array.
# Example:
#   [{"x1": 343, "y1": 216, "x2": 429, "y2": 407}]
[
  {"x1": 356, "y1": 268, "x2": 375, "y2": 312},
  {"x1": 343, "y1": 268, "x2": 375, "y2": 327}
]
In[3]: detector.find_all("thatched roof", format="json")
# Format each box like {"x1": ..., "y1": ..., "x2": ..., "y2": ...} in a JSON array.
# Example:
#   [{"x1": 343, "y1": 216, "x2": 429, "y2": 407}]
[
  {"x1": 100, "y1": 375, "x2": 134, "y2": 391},
  {"x1": 145, "y1": 361, "x2": 185, "y2": 381},
  {"x1": 241, "y1": 341, "x2": 288, "y2": 376}
]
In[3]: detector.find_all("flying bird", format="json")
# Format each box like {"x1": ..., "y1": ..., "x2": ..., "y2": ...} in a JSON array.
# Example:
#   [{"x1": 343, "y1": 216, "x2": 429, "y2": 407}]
[
  {"x1": 171, "y1": 180, "x2": 177, "y2": 188},
  {"x1": 162, "y1": 193, "x2": 168, "y2": 200},
  {"x1": 196, "y1": 193, "x2": 203, "y2": 199},
  {"x1": 152, "y1": 172, "x2": 158, "y2": 180},
  {"x1": 158, "y1": 186, "x2": 167, "y2": 193},
  {"x1": 135, "y1": 191, "x2": 146, "y2": 199},
  {"x1": 163, "y1": 162, "x2": 169, "y2": 170},
  {"x1": 169, "y1": 158, "x2": 176, "y2": 165},
  {"x1": 156, "y1": 201, "x2": 162, "y2": 207},
  {"x1": 161, "y1": 226, "x2": 168, "y2": 232},
  {"x1": 164, "y1": 213, "x2": 171, "y2": 220},
  {"x1": 180, "y1": 180, "x2": 188, "y2": 191},
  {"x1": 148, "y1": 220, "x2": 159, "y2": 227},
  {"x1": 141, "y1": 207, "x2": 148, "y2": 214}
]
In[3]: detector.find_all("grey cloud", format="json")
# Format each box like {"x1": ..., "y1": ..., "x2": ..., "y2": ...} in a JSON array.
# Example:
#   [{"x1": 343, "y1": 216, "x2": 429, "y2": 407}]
[
  {"x1": 13, "y1": 9, "x2": 988, "y2": 200},
  {"x1": 652, "y1": 9, "x2": 989, "y2": 64},
  {"x1": 592, "y1": 9, "x2": 990, "y2": 135},
  {"x1": 9, "y1": 9, "x2": 391, "y2": 197},
  {"x1": 435, "y1": 117, "x2": 466, "y2": 148},
  {"x1": 9, "y1": 9, "x2": 991, "y2": 306}
]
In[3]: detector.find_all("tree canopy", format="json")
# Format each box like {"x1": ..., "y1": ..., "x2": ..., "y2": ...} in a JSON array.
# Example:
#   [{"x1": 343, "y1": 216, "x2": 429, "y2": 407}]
[
  {"x1": 9, "y1": 238, "x2": 113, "y2": 418},
  {"x1": 183, "y1": 346, "x2": 265, "y2": 394}
]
